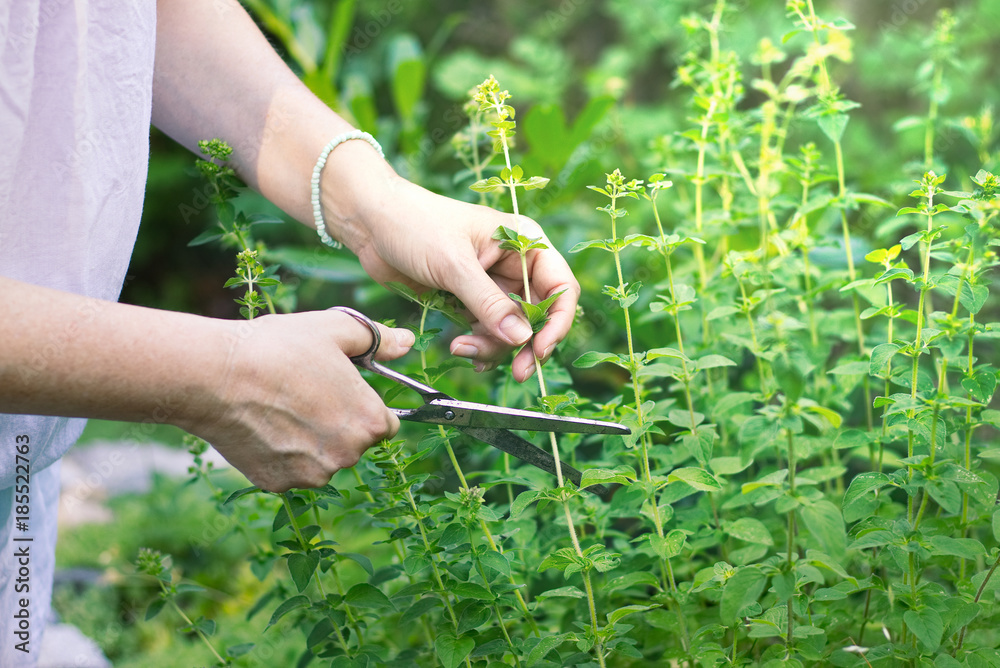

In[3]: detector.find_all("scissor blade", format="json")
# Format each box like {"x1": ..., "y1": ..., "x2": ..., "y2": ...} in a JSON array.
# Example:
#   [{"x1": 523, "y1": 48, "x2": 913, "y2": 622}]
[
  {"x1": 459, "y1": 427, "x2": 610, "y2": 498},
  {"x1": 397, "y1": 399, "x2": 630, "y2": 436}
]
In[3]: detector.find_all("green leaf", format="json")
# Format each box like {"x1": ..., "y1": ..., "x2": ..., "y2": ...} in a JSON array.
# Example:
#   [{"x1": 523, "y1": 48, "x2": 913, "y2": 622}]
[
  {"x1": 266, "y1": 595, "x2": 310, "y2": 629},
  {"x1": 145, "y1": 597, "x2": 167, "y2": 621},
  {"x1": 726, "y1": 518, "x2": 774, "y2": 546},
  {"x1": 535, "y1": 586, "x2": 585, "y2": 600},
  {"x1": 510, "y1": 490, "x2": 541, "y2": 519},
  {"x1": 526, "y1": 633, "x2": 570, "y2": 666},
  {"x1": 870, "y1": 343, "x2": 901, "y2": 377},
  {"x1": 928, "y1": 535, "x2": 985, "y2": 560},
  {"x1": 345, "y1": 583, "x2": 396, "y2": 610},
  {"x1": 573, "y1": 351, "x2": 625, "y2": 369},
  {"x1": 479, "y1": 550, "x2": 511, "y2": 578},
  {"x1": 720, "y1": 567, "x2": 766, "y2": 626},
  {"x1": 904, "y1": 608, "x2": 943, "y2": 652},
  {"x1": 452, "y1": 582, "x2": 494, "y2": 601},
  {"x1": 400, "y1": 597, "x2": 440, "y2": 626},
  {"x1": 580, "y1": 467, "x2": 635, "y2": 488},
  {"x1": 842, "y1": 472, "x2": 891, "y2": 523},
  {"x1": 287, "y1": 552, "x2": 319, "y2": 593},
  {"x1": 650, "y1": 530, "x2": 686, "y2": 559},
  {"x1": 470, "y1": 176, "x2": 506, "y2": 193},
  {"x1": 697, "y1": 354, "x2": 737, "y2": 371},
  {"x1": 607, "y1": 604, "x2": 656, "y2": 626},
  {"x1": 225, "y1": 642, "x2": 255, "y2": 658},
  {"x1": 799, "y1": 500, "x2": 847, "y2": 557},
  {"x1": 963, "y1": 371, "x2": 997, "y2": 403},
  {"x1": 817, "y1": 113, "x2": 849, "y2": 143},
  {"x1": 667, "y1": 467, "x2": 723, "y2": 492},
  {"x1": 223, "y1": 486, "x2": 261, "y2": 505},
  {"x1": 435, "y1": 632, "x2": 475, "y2": 668}
]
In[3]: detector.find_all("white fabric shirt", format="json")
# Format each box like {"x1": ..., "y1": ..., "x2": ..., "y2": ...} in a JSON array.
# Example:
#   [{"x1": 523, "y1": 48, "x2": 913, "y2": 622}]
[{"x1": 0, "y1": 1, "x2": 156, "y2": 664}]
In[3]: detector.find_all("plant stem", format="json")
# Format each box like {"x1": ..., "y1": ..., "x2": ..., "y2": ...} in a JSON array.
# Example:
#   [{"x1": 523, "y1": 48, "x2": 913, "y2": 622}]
[
  {"x1": 786, "y1": 429, "x2": 797, "y2": 652},
  {"x1": 416, "y1": 303, "x2": 540, "y2": 637},
  {"x1": 486, "y1": 87, "x2": 604, "y2": 663},
  {"x1": 160, "y1": 584, "x2": 228, "y2": 666},
  {"x1": 907, "y1": 184, "x2": 937, "y2": 524}
]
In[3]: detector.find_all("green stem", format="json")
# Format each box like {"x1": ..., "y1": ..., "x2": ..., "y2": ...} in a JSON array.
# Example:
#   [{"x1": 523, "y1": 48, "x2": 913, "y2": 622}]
[
  {"x1": 417, "y1": 304, "x2": 540, "y2": 637},
  {"x1": 786, "y1": 430, "x2": 797, "y2": 652},
  {"x1": 907, "y1": 187, "x2": 937, "y2": 524},
  {"x1": 161, "y1": 586, "x2": 228, "y2": 666}
]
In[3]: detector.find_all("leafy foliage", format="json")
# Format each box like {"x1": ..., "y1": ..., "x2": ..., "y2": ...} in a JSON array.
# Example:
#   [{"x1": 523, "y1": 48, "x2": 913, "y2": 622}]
[{"x1": 123, "y1": 1, "x2": 1000, "y2": 666}]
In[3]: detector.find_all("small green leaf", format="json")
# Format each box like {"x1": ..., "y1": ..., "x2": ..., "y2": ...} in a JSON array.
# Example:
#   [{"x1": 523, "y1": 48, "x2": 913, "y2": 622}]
[
  {"x1": 145, "y1": 597, "x2": 167, "y2": 621},
  {"x1": 580, "y1": 467, "x2": 635, "y2": 488},
  {"x1": 345, "y1": 583, "x2": 396, "y2": 610},
  {"x1": 607, "y1": 604, "x2": 657, "y2": 626},
  {"x1": 904, "y1": 608, "x2": 943, "y2": 652},
  {"x1": 650, "y1": 530, "x2": 686, "y2": 559},
  {"x1": 720, "y1": 567, "x2": 766, "y2": 626},
  {"x1": 870, "y1": 343, "x2": 901, "y2": 377},
  {"x1": 479, "y1": 550, "x2": 511, "y2": 578},
  {"x1": 510, "y1": 490, "x2": 541, "y2": 519},
  {"x1": 287, "y1": 552, "x2": 319, "y2": 593},
  {"x1": 817, "y1": 113, "x2": 849, "y2": 143},
  {"x1": 726, "y1": 518, "x2": 773, "y2": 546},
  {"x1": 223, "y1": 486, "x2": 261, "y2": 505},
  {"x1": 843, "y1": 472, "x2": 891, "y2": 523},
  {"x1": 928, "y1": 535, "x2": 985, "y2": 560},
  {"x1": 266, "y1": 595, "x2": 310, "y2": 629},
  {"x1": 526, "y1": 633, "x2": 570, "y2": 666},
  {"x1": 435, "y1": 632, "x2": 475, "y2": 668},
  {"x1": 667, "y1": 467, "x2": 723, "y2": 492},
  {"x1": 573, "y1": 351, "x2": 625, "y2": 369},
  {"x1": 697, "y1": 354, "x2": 737, "y2": 371},
  {"x1": 452, "y1": 582, "x2": 494, "y2": 601}
]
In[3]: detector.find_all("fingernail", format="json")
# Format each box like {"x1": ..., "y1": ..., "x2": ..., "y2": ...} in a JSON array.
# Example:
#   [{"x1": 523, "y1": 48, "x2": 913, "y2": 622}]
[
  {"x1": 452, "y1": 343, "x2": 478, "y2": 358},
  {"x1": 520, "y1": 364, "x2": 536, "y2": 382},
  {"x1": 541, "y1": 343, "x2": 555, "y2": 362},
  {"x1": 500, "y1": 315, "x2": 532, "y2": 345}
]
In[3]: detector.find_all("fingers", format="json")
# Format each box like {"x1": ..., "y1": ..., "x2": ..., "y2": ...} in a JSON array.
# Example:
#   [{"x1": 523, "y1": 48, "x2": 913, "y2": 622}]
[{"x1": 446, "y1": 254, "x2": 534, "y2": 348}]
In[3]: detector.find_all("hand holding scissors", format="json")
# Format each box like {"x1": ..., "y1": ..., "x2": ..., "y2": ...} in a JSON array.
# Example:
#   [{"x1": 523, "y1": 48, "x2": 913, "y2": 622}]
[{"x1": 332, "y1": 307, "x2": 629, "y2": 498}]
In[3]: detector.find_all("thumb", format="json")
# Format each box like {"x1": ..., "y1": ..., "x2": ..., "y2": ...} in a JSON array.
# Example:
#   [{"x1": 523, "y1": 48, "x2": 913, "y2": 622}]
[
  {"x1": 329, "y1": 308, "x2": 415, "y2": 361},
  {"x1": 451, "y1": 264, "x2": 533, "y2": 347}
]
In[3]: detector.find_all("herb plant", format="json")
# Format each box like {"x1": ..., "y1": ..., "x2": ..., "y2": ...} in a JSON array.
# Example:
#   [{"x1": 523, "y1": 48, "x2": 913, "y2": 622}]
[{"x1": 125, "y1": 2, "x2": 1000, "y2": 666}]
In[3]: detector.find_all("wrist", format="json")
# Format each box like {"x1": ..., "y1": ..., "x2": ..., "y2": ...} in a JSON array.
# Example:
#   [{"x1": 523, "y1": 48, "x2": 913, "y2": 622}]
[{"x1": 317, "y1": 138, "x2": 399, "y2": 252}]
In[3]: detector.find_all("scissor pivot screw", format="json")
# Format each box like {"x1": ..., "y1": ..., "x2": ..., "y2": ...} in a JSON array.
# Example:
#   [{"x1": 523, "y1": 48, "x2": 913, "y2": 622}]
[{"x1": 444, "y1": 410, "x2": 456, "y2": 421}]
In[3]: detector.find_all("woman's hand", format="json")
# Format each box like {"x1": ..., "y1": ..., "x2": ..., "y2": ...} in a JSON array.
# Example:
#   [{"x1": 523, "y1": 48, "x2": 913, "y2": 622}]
[
  {"x1": 327, "y1": 165, "x2": 580, "y2": 383},
  {"x1": 188, "y1": 308, "x2": 414, "y2": 492}
]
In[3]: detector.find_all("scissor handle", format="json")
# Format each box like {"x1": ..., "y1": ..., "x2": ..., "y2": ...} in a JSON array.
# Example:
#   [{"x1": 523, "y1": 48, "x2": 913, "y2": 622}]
[
  {"x1": 330, "y1": 306, "x2": 448, "y2": 400},
  {"x1": 330, "y1": 306, "x2": 381, "y2": 366}
]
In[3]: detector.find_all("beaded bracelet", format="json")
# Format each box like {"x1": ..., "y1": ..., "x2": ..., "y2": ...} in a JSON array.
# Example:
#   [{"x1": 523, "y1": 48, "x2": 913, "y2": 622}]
[{"x1": 311, "y1": 130, "x2": 385, "y2": 249}]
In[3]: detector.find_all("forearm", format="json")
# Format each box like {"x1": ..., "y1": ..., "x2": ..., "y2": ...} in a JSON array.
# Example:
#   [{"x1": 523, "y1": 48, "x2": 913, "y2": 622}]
[
  {"x1": 151, "y1": 0, "x2": 394, "y2": 246},
  {"x1": 0, "y1": 276, "x2": 228, "y2": 430}
]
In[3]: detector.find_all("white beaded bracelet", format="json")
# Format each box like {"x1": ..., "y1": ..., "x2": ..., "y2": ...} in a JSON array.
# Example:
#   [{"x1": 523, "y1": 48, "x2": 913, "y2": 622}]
[{"x1": 311, "y1": 130, "x2": 385, "y2": 249}]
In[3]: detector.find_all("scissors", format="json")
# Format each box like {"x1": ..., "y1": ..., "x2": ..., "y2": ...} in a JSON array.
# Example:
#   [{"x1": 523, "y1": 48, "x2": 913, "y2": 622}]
[{"x1": 333, "y1": 307, "x2": 630, "y2": 498}]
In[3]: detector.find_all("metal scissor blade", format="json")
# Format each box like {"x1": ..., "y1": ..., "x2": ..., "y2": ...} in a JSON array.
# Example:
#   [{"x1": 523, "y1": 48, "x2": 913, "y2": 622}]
[
  {"x1": 397, "y1": 399, "x2": 630, "y2": 436},
  {"x1": 459, "y1": 427, "x2": 610, "y2": 498}
]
